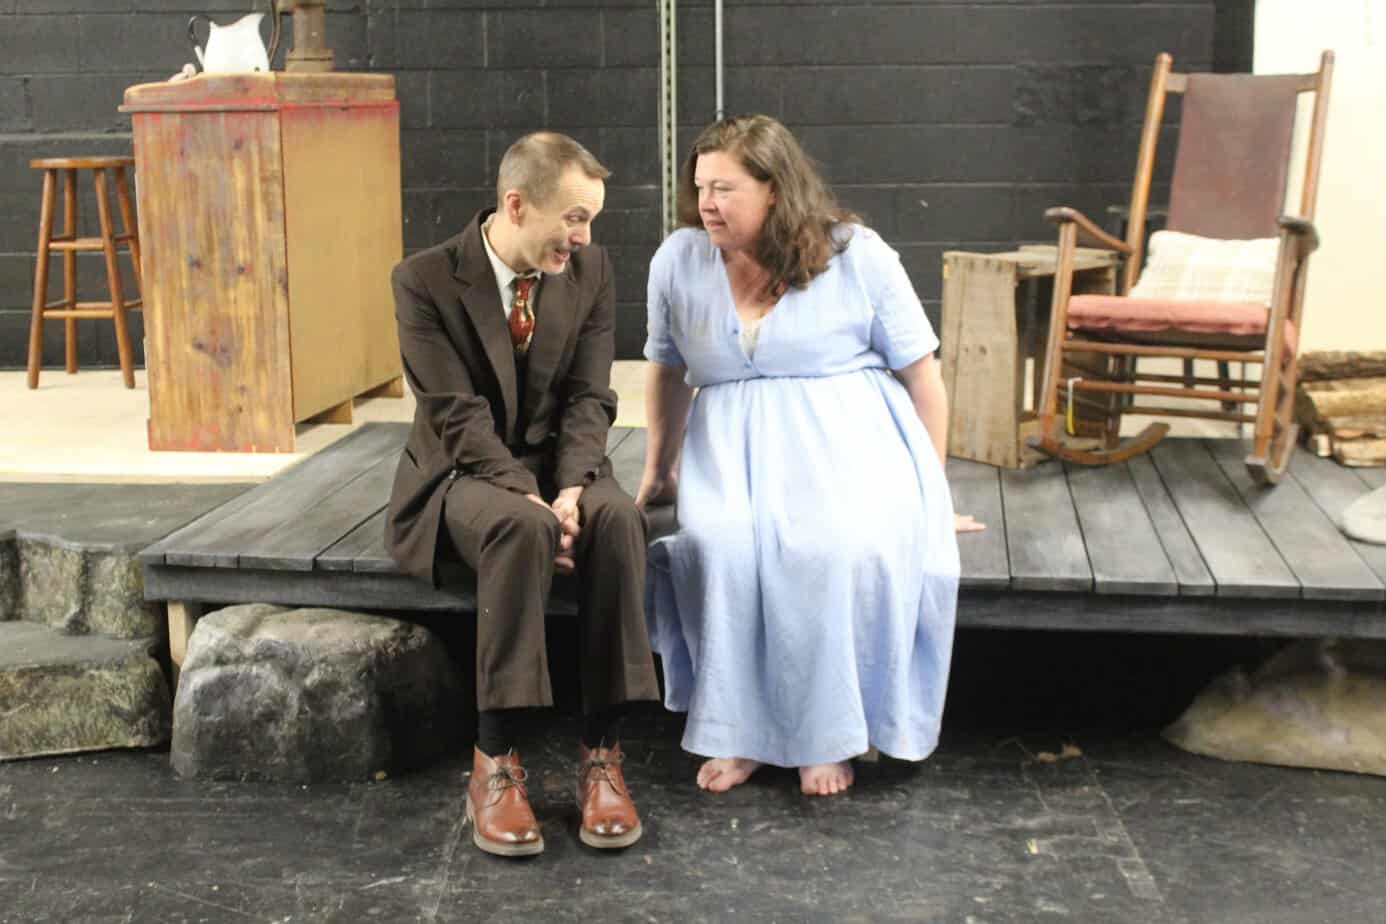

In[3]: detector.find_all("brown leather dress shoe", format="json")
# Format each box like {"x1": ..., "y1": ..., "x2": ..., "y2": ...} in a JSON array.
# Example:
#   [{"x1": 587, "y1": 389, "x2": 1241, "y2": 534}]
[
  {"x1": 466, "y1": 747, "x2": 544, "y2": 857},
  {"x1": 576, "y1": 741, "x2": 643, "y2": 849}
]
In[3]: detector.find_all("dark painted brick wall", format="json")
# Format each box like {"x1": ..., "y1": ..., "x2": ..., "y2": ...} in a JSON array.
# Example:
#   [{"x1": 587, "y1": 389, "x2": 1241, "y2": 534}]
[{"x1": 0, "y1": 0, "x2": 1228, "y2": 368}]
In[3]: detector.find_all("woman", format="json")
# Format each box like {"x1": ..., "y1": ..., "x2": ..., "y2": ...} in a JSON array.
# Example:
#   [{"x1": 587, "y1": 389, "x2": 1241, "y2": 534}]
[{"x1": 637, "y1": 115, "x2": 975, "y2": 797}]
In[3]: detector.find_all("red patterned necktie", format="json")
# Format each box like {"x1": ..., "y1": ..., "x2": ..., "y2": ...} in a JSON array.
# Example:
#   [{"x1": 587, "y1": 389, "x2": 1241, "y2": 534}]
[{"x1": 509, "y1": 276, "x2": 536, "y2": 352}]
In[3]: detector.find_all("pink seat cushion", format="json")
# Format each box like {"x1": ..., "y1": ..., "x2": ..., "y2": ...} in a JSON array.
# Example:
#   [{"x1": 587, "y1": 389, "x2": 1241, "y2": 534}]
[{"x1": 1067, "y1": 295, "x2": 1297, "y2": 352}]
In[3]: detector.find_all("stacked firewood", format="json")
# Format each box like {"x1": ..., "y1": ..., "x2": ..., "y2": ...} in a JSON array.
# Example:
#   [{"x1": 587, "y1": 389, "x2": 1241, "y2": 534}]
[{"x1": 1296, "y1": 352, "x2": 1386, "y2": 466}]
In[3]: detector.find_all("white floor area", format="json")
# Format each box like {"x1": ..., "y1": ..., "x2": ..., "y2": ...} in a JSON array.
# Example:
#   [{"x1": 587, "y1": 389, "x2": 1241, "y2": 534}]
[
  {"x1": 3, "y1": 357, "x2": 1235, "y2": 484},
  {"x1": 3, "y1": 361, "x2": 652, "y2": 484}
]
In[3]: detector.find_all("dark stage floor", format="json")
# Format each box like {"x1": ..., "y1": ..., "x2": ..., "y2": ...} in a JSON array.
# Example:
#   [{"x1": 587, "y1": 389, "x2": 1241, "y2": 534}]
[{"x1": 3, "y1": 631, "x2": 1384, "y2": 924}]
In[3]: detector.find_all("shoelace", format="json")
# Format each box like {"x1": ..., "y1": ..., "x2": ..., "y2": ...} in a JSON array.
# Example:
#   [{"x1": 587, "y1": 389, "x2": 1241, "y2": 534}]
[
  {"x1": 484, "y1": 761, "x2": 530, "y2": 806},
  {"x1": 579, "y1": 751, "x2": 627, "y2": 797}
]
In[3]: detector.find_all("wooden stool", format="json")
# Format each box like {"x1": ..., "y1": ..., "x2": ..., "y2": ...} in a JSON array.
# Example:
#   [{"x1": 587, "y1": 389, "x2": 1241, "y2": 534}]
[
  {"x1": 26, "y1": 156, "x2": 143, "y2": 389},
  {"x1": 941, "y1": 245, "x2": 1120, "y2": 468}
]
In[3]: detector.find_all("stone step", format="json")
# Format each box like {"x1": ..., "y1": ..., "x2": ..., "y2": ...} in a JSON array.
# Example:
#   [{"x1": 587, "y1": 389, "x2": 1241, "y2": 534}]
[
  {"x1": 0, "y1": 621, "x2": 170, "y2": 760},
  {"x1": 0, "y1": 482, "x2": 250, "y2": 635}
]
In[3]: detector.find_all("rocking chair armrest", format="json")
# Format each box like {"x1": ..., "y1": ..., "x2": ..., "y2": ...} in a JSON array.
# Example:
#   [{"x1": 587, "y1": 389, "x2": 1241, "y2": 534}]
[
  {"x1": 1278, "y1": 215, "x2": 1320, "y2": 255},
  {"x1": 1044, "y1": 207, "x2": 1134, "y2": 255}
]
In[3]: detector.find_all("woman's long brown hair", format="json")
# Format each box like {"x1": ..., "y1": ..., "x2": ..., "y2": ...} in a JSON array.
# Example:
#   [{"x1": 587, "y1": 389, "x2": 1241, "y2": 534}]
[{"x1": 677, "y1": 114, "x2": 859, "y2": 298}]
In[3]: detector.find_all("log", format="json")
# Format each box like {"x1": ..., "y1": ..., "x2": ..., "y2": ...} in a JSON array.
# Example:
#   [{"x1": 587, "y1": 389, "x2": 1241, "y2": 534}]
[
  {"x1": 1335, "y1": 438, "x2": 1386, "y2": 467},
  {"x1": 1329, "y1": 416, "x2": 1386, "y2": 441},
  {"x1": 1300, "y1": 352, "x2": 1386, "y2": 382},
  {"x1": 1297, "y1": 377, "x2": 1386, "y2": 421}
]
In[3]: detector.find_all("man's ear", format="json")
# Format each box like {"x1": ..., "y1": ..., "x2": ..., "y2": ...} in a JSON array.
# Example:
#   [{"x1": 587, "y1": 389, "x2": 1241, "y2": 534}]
[{"x1": 502, "y1": 189, "x2": 525, "y2": 224}]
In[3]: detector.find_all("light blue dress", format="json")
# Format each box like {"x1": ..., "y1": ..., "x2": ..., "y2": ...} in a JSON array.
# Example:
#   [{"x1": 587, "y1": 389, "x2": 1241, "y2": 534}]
[{"x1": 643, "y1": 225, "x2": 960, "y2": 767}]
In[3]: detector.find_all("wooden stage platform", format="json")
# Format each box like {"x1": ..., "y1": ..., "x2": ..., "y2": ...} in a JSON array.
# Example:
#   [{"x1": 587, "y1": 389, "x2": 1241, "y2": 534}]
[{"x1": 141, "y1": 422, "x2": 1386, "y2": 668}]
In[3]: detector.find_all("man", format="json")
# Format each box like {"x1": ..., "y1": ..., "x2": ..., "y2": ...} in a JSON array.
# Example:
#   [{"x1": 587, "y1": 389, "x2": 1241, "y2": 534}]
[{"x1": 385, "y1": 133, "x2": 659, "y2": 857}]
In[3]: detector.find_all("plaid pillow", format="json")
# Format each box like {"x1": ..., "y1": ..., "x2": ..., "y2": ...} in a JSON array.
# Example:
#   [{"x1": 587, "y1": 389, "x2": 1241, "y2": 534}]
[{"x1": 1129, "y1": 230, "x2": 1280, "y2": 305}]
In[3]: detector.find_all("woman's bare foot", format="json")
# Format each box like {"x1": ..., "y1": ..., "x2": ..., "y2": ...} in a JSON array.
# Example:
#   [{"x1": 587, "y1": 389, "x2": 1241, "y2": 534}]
[
  {"x1": 799, "y1": 761, "x2": 854, "y2": 796},
  {"x1": 697, "y1": 757, "x2": 762, "y2": 792}
]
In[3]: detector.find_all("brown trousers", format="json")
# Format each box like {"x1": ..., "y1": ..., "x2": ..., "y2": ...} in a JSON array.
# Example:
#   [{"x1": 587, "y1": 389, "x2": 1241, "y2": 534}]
[{"x1": 442, "y1": 471, "x2": 659, "y2": 713}]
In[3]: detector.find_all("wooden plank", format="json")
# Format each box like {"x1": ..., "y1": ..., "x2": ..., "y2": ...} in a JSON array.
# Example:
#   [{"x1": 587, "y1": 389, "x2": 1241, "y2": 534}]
[
  {"x1": 606, "y1": 426, "x2": 634, "y2": 454},
  {"x1": 238, "y1": 455, "x2": 396, "y2": 572},
  {"x1": 994, "y1": 245, "x2": 1121, "y2": 277},
  {"x1": 1207, "y1": 440, "x2": 1382, "y2": 601},
  {"x1": 143, "y1": 564, "x2": 580, "y2": 617},
  {"x1": 166, "y1": 601, "x2": 203, "y2": 675},
  {"x1": 317, "y1": 508, "x2": 390, "y2": 573},
  {"x1": 1000, "y1": 462, "x2": 1091, "y2": 592},
  {"x1": 1126, "y1": 455, "x2": 1216, "y2": 596},
  {"x1": 144, "y1": 563, "x2": 475, "y2": 613},
  {"x1": 1356, "y1": 466, "x2": 1386, "y2": 489},
  {"x1": 945, "y1": 458, "x2": 1009, "y2": 590},
  {"x1": 132, "y1": 106, "x2": 295, "y2": 451},
  {"x1": 159, "y1": 423, "x2": 405, "y2": 568},
  {"x1": 318, "y1": 428, "x2": 640, "y2": 574},
  {"x1": 1064, "y1": 462, "x2": 1177, "y2": 595},
  {"x1": 959, "y1": 591, "x2": 1386, "y2": 639},
  {"x1": 1149, "y1": 440, "x2": 1299, "y2": 598},
  {"x1": 941, "y1": 254, "x2": 1022, "y2": 467},
  {"x1": 1299, "y1": 351, "x2": 1386, "y2": 381},
  {"x1": 282, "y1": 92, "x2": 403, "y2": 422},
  {"x1": 1289, "y1": 450, "x2": 1386, "y2": 586}
]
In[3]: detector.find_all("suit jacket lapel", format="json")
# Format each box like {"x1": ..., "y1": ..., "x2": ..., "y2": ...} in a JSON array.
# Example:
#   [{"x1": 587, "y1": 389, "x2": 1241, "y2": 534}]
[
  {"x1": 452, "y1": 216, "x2": 519, "y2": 439},
  {"x1": 524, "y1": 268, "x2": 578, "y2": 416}
]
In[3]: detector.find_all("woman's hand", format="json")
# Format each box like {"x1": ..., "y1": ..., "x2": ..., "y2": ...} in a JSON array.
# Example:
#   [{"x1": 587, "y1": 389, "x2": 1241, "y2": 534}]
[
  {"x1": 954, "y1": 513, "x2": 985, "y2": 533},
  {"x1": 635, "y1": 472, "x2": 678, "y2": 510}
]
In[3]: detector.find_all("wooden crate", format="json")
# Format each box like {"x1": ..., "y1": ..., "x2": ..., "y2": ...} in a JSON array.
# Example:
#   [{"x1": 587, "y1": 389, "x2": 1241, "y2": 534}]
[
  {"x1": 940, "y1": 245, "x2": 1120, "y2": 468},
  {"x1": 121, "y1": 74, "x2": 404, "y2": 452}
]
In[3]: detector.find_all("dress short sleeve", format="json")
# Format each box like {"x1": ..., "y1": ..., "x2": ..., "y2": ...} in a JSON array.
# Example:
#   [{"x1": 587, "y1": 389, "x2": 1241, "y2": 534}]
[
  {"x1": 857, "y1": 228, "x2": 940, "y2": 370},
  {"x1": 642, "y1": 235, "x2": 686, "y2": 369}
]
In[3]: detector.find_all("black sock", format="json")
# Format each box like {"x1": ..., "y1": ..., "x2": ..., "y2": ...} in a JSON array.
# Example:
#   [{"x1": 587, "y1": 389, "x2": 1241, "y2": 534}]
[
  {"x1": 477, "y1": 708, "x2": 525, "y2": 758},
  {"x1": 582, "y1": 704, "x2": 629, "y2": 750}
]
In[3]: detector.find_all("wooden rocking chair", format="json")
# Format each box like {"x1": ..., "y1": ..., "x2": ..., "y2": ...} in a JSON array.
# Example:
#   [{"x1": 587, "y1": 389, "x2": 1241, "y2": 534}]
[{"x1": 1031, "y1": 51, "x2": 1334, "y2": 484}]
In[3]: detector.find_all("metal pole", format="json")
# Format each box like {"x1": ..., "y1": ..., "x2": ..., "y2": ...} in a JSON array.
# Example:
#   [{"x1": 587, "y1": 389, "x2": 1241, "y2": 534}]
[
  {"x1": 658, "y1": 0, "x2": 678, "y2": 237},
  {"x1": 714, "y1": 0, "x2": 724, "y2": 119}
]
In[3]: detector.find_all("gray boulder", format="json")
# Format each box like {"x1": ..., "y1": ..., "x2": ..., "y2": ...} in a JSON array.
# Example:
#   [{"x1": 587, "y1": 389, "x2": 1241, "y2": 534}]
[
  {"x1": 171, "y1": 604, "x2": 462, "y2": 782},
  {"x1": 0, "y1": 621, "x2": 170, "y2": 760},
  {"x1": 1165, "y1": 638, "x2": 1386, "y2": 776}
]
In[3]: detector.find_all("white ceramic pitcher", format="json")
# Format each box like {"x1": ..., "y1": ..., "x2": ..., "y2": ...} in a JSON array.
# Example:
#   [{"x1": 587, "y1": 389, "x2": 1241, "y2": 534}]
[{"x1": 188, "y1": 10, "x2": 272, "y2": 74}]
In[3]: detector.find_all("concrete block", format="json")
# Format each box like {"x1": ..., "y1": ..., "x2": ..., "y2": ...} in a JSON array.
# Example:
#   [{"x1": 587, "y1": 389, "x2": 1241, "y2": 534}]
[
  {"x1": 0, "y1": 77, "x2": 28, "y2": 131},
  {"x1": 2, "y1": 15, "x2": 80, "y2": 74},
  {"x1": 372, "y1": 10, "x2": 483, "y2": 71},
  {"x1": 492, "y1": 10, "x2": 602, "y2": 69},
  {"x1": 596, "y1": 128, "x2": 660, "y2": 187},
  {"x1": 401, "y1": 128, "x2": 486, "y2": 190},
  {"x1": 431, "y1": 70, "x2": 545, "y2": 129},
  {"x1": 603, "y1": 7, "x2": 657, "y2": 68},
  {"x1": 27, "y1": 74, "x2": 137, "y2": 134},
  {"x1": 76, "y1": 13, "x2": 199, "y2": 74},
  {"x1": 549, "y1": 68, "x2": 656, "y2": 128},
  {"x1": 782, "y1": 66, "x2": 1013, "y2": 126}
]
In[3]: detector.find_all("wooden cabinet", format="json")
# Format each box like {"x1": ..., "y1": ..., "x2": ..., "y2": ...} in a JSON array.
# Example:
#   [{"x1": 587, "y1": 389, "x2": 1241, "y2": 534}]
[{"x1": 121, "y1": 73, "x2": 404, "y2": 452}]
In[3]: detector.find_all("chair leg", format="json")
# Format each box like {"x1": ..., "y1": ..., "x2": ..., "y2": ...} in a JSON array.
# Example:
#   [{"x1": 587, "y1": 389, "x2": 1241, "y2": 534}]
[
  {"x1": 1102, "y1": 354, "x2": 1127, "y2": 449},
  {"x1": 1036, "y1": 224, "x2": 1080, "y2": 448},
  {"x1": 1246, "y1": 353, "x2": 1299, "y2": 485},
  {"x1": 94, "y1": 168, "x2": 135, "y2": 389},
  {"x1": 27, "y1": 169, "x2": 56, "y2": 390},
  {"x1": 63, "y1": 168, "x2": 79, "y2": 374},
  {"x1": 114, "y1": 167, "x2": 142, "y2": 294}
]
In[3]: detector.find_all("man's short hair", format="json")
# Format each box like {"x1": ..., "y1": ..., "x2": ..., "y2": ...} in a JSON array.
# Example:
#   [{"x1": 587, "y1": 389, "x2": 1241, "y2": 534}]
[{"x1": 496, "y1": 132, "x2": 611, "y2": 209}]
